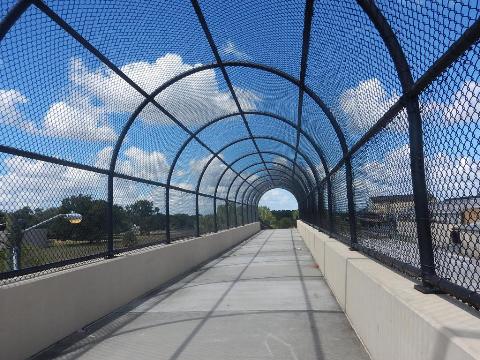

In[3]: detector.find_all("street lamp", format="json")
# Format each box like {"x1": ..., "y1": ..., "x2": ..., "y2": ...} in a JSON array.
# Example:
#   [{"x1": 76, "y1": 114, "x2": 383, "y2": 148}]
[
  {"x1": 22, "y1": 212, "x2": 83, "y2": 232},
  {"x1": 10, "y1": 212, "x2": 83, "y2": 271}
]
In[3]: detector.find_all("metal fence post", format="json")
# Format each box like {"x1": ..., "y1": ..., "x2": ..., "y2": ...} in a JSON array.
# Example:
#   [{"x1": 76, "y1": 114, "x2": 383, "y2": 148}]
[
  {"x1": 106, "y1": 173, "x2": 114, "y2": 258},
  {"x1": 213, "y1": 197, "x2": 218, "y2": 232},
  {"x1": 195, "y1": 192, "x2": 200, "y2": 237},
  {"x1": 241, "y1": 203, "x2": 244, "y2": 226},
  {"x1": 345, "y1": 160, "x2": 357, "y2": 247},
  {"x1": 234, "y1": 202, "x2": 238, "y2": 227},
  {"x1": 407, "y1": 98, "x2": 438, "y2": 292},
  {"x1": 165, "y1": 187, "x2": 171, "y2": 243},
  {"x1": 357, "y1": 0, "x2": 438, "y2": 291},
  {"x1": 327, "y1": 178, "x2": 334, "y2": 234},
  {"x1": 226, "y1": 199, "x2": 230, "y2": 228}
]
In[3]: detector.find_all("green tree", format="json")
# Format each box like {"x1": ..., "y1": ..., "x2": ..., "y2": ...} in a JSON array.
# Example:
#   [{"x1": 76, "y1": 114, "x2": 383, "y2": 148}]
[
  {"x1": 51, "y1": 195, "x2": 108, "y2": 242},
  {"x1": 292, "y1": 210, "x2": 299, "y2": 220},
  {"x1": 125, "y1": 200, "x2": 165, "y2": 234},
  {"x1": 277, "y1": 217, "x2": 294, "y2": 229},
  {"x1": 216, "y1": 204, "x2": 228, "y2": 229},
  {"x1": 258, "y1": 206, "x2": 276, "y2": 227},
  {"x1": 199, "y1": 213, "x2": 215, "y2": 234},
  {"x1": 126, "y1": 200, "x2": 154, "y2": 234},
  {"x1": 170, "y1": 213, "x2": 195, "y2": 230}
]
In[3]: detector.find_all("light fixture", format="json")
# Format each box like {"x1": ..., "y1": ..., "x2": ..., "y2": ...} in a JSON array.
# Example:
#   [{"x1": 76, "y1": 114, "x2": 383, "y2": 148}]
[{"x1": 63, "y1": 213, "x2": 82, "y2": 224}]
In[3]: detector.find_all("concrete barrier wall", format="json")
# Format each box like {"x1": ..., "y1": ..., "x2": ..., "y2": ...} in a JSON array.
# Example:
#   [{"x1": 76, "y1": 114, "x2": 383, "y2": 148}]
[
  {"x1": 297, "y1": 220, "x2": 480, "y2": 360},
  {"x1": 0, "y1": 223, "x2": 260, "y2": 360}
]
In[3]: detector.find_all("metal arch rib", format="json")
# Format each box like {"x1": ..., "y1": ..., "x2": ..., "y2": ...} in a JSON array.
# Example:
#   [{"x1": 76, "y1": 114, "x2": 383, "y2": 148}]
[
  {"x1": 166, "y1": 138, "x2": 256, "y2": 195},
  {"x1": 356, "y1": 0, "x2": 434, "y2": 280},
  {"x1": 251, "y1": 180, "x2": 305, "y2": 206},
  {"x1": 191, "y1": 112, "x2": 325, "y2": 195},
  {"x1": 249, "y1": 183, "x2": 304, "y2": 213},
  {"x1": 208, "y1": 151, "x2": 315, "y2": 201},
  {"x1": 210, "y1": 136, "x2": 322, "y2": 202},
  {"x1": 0, "y1": 0, "x2": 32, "y2": 41},
  {"x1": 249, "y1": 183, "x2": 303, "y2": 207},
  {"x1": 247, "y1": 176, "x2": 306, "y2": 206},
  {"x1": 226, "y1": 161, "x2": 312, "y2": 197},
  {"x1": 109, "y1": 61, "x2": 347, "y2": 176},
  {"x1": 246, "y1": 176, "x2": 303, "y2": 211},
  {"x1": 292, "y1": 0, "x2": 315, "y2": 188},
  {"x1": 211, "y1": 137, "x2": 322, "y2": 217},
  {"x1": 228, "y1": 174, "x2": 302, "y2": 226},
  {"x1": 176, "y1": 110, "x2": 330, "y2": 215},
  {"x1": 252, "y1": 182, "x2": 304, "y2": 206},
  {"x1": 211, "y1": 150, "x2": 315, "y2": 230},
  {"x1": 189, "y1": 110, "x2": 329, "y2": 193},
  {"x1": 231, "y1": 167, "x2": 310, "y2": 205},
  {"x1": 247, "y1": 174, "x2": 307, "y2": 205},
  {"x1": 232, "y1": 172, "x2": 303, "y2": 226},
  {"x1": 190, "y1": 0, "x2": 275, "y2": 187},
  {"x1": 242, "y1": 177, "x2": 305, "y2": 211},
  {"x1": 245, "y1": 175, "x2": 305, "y2": 198},
  {"x1": 230, "y1": 166, "x2": 310, "y2": 206},
  {"x1": 196, "y1": 159, "x2": 310, "y2": 234}
]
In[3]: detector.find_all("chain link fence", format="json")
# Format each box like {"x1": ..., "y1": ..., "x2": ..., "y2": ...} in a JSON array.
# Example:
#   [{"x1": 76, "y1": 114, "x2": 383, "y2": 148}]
[{"x1": 1, "y1": 0, "x2": 480, "y2": 310}]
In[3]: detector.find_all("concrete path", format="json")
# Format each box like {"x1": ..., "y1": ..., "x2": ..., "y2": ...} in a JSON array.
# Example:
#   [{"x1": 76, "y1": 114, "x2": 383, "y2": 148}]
[{"x1": 35, "y1": 229, "x2": 370, "y2": 360}]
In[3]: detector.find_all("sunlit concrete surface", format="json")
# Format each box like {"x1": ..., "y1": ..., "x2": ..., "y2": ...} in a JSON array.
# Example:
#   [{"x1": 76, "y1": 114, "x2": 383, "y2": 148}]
[{"x1": 34, "y1": 229, "x2": 369, "y2": 360}]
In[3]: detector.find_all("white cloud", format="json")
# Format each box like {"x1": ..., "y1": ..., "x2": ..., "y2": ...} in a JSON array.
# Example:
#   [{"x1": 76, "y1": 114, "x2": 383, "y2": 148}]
[
  {"x1": 355, "y1": 143, "x2": 480, "y2": 204},
  {"x1": 220, "y1": 41, "x2": 251, "y2": 61},
  {"x1": 425, "y1": 152, "x2": 480, "y2": 199},
  {"x1": 258, "y1": 188, "x2": 298, "y2": 210},
  {"x1": 0, "y1": 155, "x2": 105, "y2": 210},
  {"x1": 424, "y1": 81, "x2": 480, "y2": 124},
  {"x1": 340, "y1": 78, "x2": 480, "y2": 134},
  {"x1": 0, "y1": 89, "x2": 27, "y2": 125},
  {"x1": 0, "y1": 89, "x2": 37, "y2": 132},
  {"x1": 445, "y1": 81, "x2": 480, "y2": 122},
  {"x1": 0, "y1": 87, "x2": 116, "y2": 141},
  {"x1": 339, "y1": 78, "x2": 399, "y2": 133},
  {"x1": 43, "y1": 97, "x2": 116, "y2": 141},
  {"x1": 1, "y1": 53, "x2": 260, "y2": 142},
  {"x1": 0, "y1": 145, "x2": 172, "y2": 210},
  {"x1": 119, "y1": 146, "x2": 169, "y2": 181},
  {"x1": 354, "y1": 144, "x2": 411, "y2": 205},
  {"x1": 71, "y1": 54, "x2": 259, "y2": 127},
  {"x1": 96, "y1": 145, "x2": 169, "y2": 182},
  {"x1": 177, "y1": 154, "x2": 228, "y2": 195}
]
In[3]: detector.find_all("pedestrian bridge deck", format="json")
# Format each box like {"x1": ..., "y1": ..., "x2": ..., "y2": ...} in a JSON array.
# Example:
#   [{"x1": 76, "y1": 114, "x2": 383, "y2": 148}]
[{"x1": 36, "y1": 229, "x2": 369, "y2": 360}]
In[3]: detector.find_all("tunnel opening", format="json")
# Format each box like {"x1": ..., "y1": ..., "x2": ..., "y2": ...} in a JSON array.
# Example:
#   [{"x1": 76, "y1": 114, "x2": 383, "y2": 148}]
[{"x1": 258, "y1": 188, "x2": 299, "y2": 229}]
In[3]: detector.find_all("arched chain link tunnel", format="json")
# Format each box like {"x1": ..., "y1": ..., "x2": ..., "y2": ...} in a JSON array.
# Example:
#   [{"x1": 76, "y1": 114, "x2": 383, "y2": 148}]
[{"x1": 1, "y1": 0, "x2": 480, "y2": 308}]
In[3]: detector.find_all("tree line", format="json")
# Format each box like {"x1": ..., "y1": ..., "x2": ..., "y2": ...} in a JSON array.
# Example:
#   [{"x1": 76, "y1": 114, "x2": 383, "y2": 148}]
[
  {"x1": 0, "y1": 195, "x2": 202, "y2": 243},
  {"x1": 0, "y1": 195, "x2": 256, "y2": 245},
  {"x1": 258, "y1": 206, "x2": 298, "y2": 228}
]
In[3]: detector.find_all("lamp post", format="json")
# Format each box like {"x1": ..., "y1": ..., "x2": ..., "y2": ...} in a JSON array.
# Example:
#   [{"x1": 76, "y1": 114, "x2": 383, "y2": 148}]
[{"x1": 10, "y1": 212, "x2": 82, "y2": 271}]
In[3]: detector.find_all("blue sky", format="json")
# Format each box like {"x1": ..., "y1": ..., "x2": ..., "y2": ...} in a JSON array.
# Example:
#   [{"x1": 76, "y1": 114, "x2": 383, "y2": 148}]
[{"x1": 0, "y1": 0, "x2": 479, "y2": 212}]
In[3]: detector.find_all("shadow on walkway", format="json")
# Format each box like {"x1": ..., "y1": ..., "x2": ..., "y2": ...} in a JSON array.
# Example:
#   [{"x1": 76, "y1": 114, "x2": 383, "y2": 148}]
[{"x1": 33, "y1": 229, "x2": 369, "y2": 360}]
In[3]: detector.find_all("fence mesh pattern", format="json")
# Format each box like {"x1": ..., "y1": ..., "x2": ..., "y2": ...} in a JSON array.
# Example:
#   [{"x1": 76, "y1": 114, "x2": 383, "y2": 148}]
[{"x1": 1, "y1": 0, "x2": 480, "y2": 309}]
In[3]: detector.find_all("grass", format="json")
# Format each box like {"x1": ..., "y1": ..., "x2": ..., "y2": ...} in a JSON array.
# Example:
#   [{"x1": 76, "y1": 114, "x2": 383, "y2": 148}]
[{"x1": 0, "y1": 229, "x2": 196, "y2": 273}]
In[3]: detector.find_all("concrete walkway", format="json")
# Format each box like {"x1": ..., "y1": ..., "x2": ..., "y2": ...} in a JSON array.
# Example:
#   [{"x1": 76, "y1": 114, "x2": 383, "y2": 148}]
[{"x1": 35, "y1": 229, "x2": 370, "y2": 360}]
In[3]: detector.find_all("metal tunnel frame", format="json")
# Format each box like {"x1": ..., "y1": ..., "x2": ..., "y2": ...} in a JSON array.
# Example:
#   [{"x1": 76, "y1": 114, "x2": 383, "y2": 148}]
[{"x1": 1, "y1": 0, "x2": 480, "y2": 309}]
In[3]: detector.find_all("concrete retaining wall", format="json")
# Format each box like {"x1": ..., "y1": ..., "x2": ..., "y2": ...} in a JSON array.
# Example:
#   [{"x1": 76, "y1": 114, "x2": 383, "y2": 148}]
[
  {"x1": 297, "y1": 220, "x2": 480, "y2": 360},
  {"x1": 0, "y1": 223, "x2": 260, "y2": 360}
]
